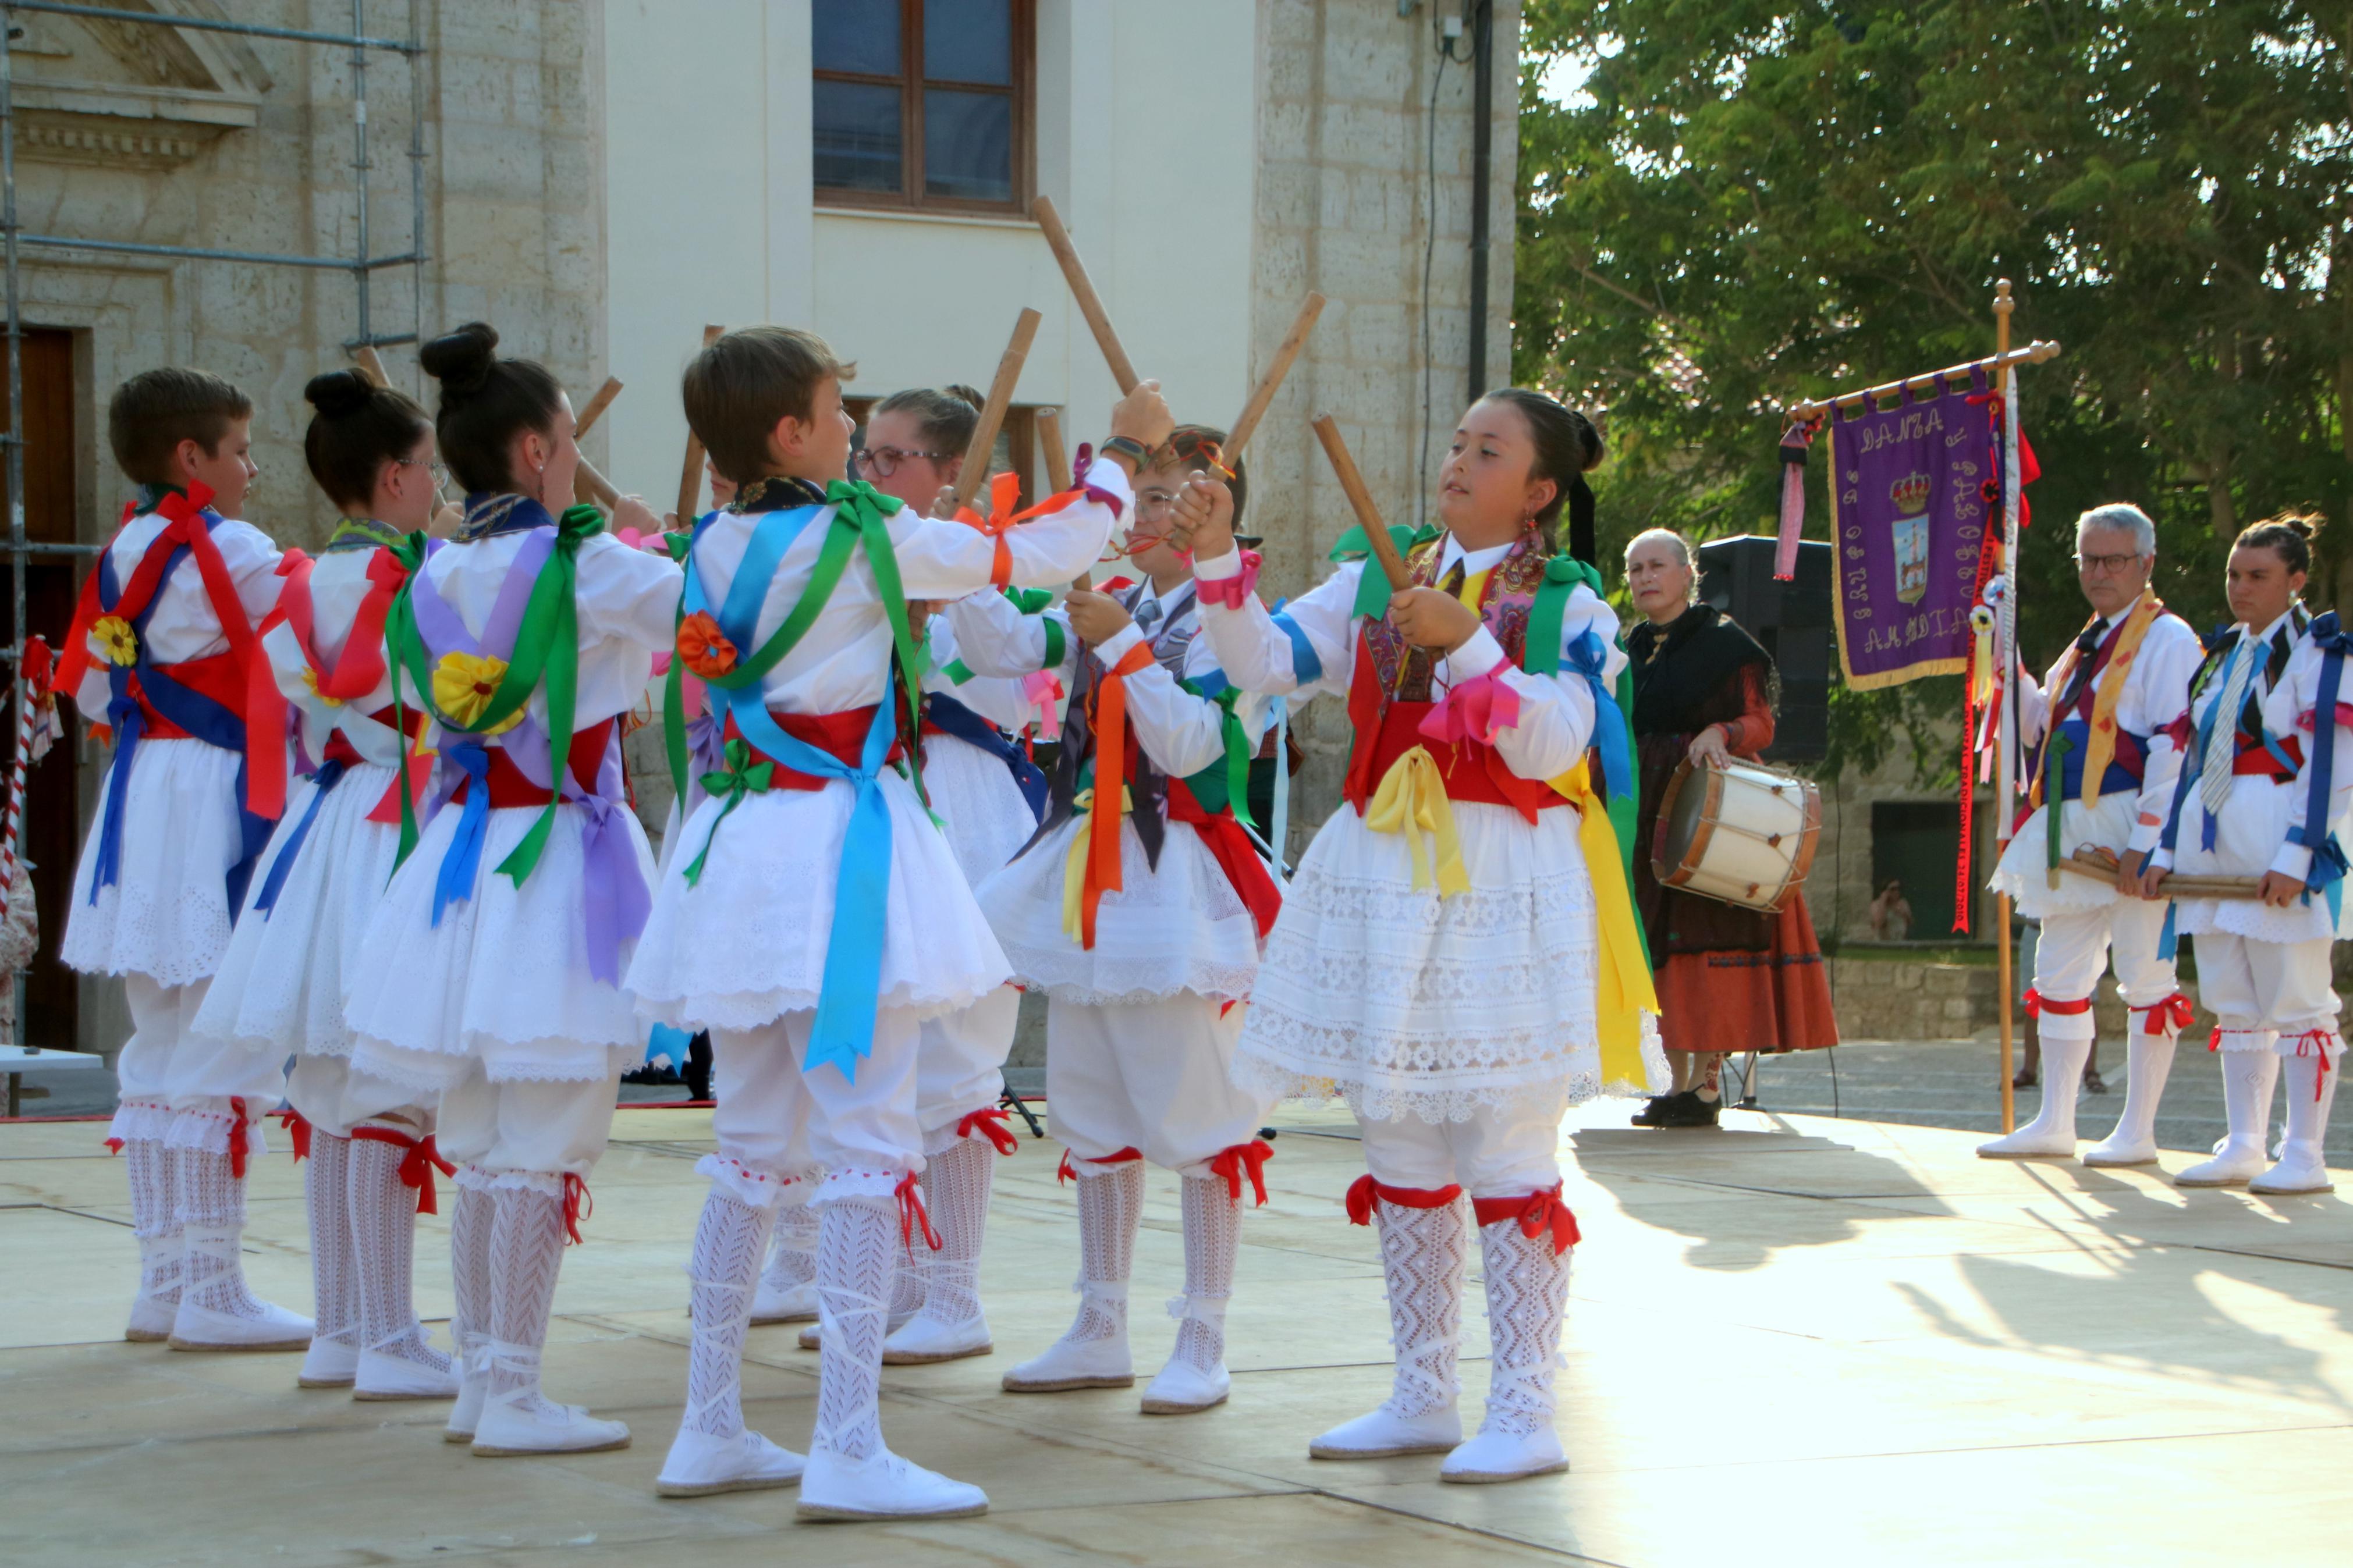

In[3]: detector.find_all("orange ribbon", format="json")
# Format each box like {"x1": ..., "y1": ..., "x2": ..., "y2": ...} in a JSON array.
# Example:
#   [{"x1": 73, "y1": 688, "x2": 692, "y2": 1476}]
[
  {"x1": 1077, "y1": 641, "x2": 1156, "y2": 949},
  {"x1": 1209, "y1": 1138, "x2": 1275, "y2": 1207},
  {"x1": 954, "y1": 470, "x2": 1024, "y2": 589}
]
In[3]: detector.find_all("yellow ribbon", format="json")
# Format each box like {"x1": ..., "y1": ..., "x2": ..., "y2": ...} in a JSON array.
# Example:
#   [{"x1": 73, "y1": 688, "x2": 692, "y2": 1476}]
[
  {"x1": 1060, "y1": 784, "x2": 1133, "y2": 943},
  {"x1": 1366, "y1": 746, "x2": 1471, "y2": 897},
  {"x1": 431, "y1": 650, "x2": 526, "y2": 737},
  {"x1": 2032, "y1": 588, "x2": 2162, "y2": 812},
  {"x1": 1547, "y1": 756, "x2": 1658, "y2": 1089}
]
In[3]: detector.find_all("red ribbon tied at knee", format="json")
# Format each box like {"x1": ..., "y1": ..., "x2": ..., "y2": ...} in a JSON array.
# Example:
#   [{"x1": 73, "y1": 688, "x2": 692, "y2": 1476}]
[
  {"x1": 1209, "y1": 1138, "x2": 1275, "y2": 1207},
  {"x1": 2290, "y1": 1029, "x2": 2339, "y2": 1101},
  {"x1": 226, "y1": 1096, "x2": 251, "y2": 1180},
  {"x1": 1343, "y1": 1174, "x2": 1465, "y2": 1226},
  {"x1": 274, "y1": 1108, "x2": 312, "y2": 1162},
  {"x1": 893, "y1": 1169, "x2": 944, "y2": 1256},
  {"x1": 352, "y1": 1126, "x2": 456, "y2": 1215},
  {"x1": 1056, "y1": 1146, "x2": 1142, "y2": 1185},
  {"x1": 2022, "y1": 989, "x2": 2092, "y2": 1019},
  {"x1": 957, "y1": 1107, "x2": 1020, "y2": 1157},
  {"x1": 2138, "y1": 993, "x2": 2195, "y2": 1038},
  {"x1": 1471, "y1": 1184, "x2": 1581, "y2": 1255},
  {"x1": 561, "y1": 1173, "x2": 592, "y2": 1246}
]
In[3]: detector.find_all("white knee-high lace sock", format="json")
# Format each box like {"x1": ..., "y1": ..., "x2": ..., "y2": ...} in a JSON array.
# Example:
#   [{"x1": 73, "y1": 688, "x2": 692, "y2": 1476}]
[
  {"x1": 1169, "y1": 1175, "x2": 1238, "y2": 1373},
  {"x1": 813, "y1": 1195, "x2": 896, "y2": 1461},
  {"x1": 449, "y1": 1179, "x2": 495, "y2": 1373},
  {"x1": 127, "y1": 1137, "x2": 183, "y2": 1310},
  {"x1": 2280, "y1": 1046, "x2": 2342, "y2": 1151},
  {"x1": 1376, "y1": 1195, "x2": 1469, "y2": 1418},
  {"x1": 917, "y1": 1137, "x2": 994, "y2": 1326},
  {"x1": 762, "y1": 1200, "x2": 818, "y2": 1297},
  {"x1": 178, "y1": 1146, "x2": 268, "y2": 1320},
  {"x1": 346, "y1": 1132, "x2": 449, "y2": 1371},
  {"x1": 683, "y1": 1187, "x2": 776, "y2": 1439},
  {"x1": 1063, "y1": 1160, "x2": 1144, "y2": 1345},
  {"x1": 486, "y1": 1183, "x2": 567, "y2": 1420},
  {"x1": 1475, "y1": 1221, "x2": 1571, "y2": 1439},
  {"x1": 306, "y1": 1132, "x2": 357, "y2": 1351}
]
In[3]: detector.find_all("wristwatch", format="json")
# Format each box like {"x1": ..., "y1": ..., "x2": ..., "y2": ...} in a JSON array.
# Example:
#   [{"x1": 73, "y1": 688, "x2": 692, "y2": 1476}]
[{"x1": 1101, "y1": 435, "x2": 1153, "y2": 472}]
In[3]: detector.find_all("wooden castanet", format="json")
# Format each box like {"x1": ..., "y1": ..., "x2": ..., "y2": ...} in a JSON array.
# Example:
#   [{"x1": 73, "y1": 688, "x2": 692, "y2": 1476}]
[
  {"x1": 1309, "y1": 413, "x2": 1410, "y2": 591},
  {"x1": 676, "y1": 324, "x2": 725, "y2": 522},
  {"x1": 949, "y1": 308, "x2": 1044, "y2": 514},
  {"x1": 1032, "y1": 194, "x2": 1140, "y2": 394},
  {"x1": 1220, "y1": 292, "x2": 1323, "y2": 468}
]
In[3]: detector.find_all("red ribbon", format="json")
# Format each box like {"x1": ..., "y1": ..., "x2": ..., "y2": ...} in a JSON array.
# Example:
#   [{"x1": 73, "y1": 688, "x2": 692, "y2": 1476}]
[
  {"x1": 1056, "y1": 1146, "x2": 1142, "y2": 1185},
  {"x1": 274, "y1": 1108, "x2": 312, "y2": 1162},
  {"x1": 104, "y1": 1137, "x2": 123, "y2": 1154},
  {"x1": 2023, "y1": 989, "x2": 2092, "y2": 1019},
  {"x1": 1343, "y1": 1174, "x2": 1465, "y2": 1226},
  {"x1": 2138, "y1": 993, "x2": 2195, "y2": 1038},
  {"x1": 226, "y1": 1096, "x2": 250, "y2": 1179},
  {"x1": 1194, "y1": 549, "x2": 1262, "y2": 609},
  {"x1": 956, "y1": 1106, "x2": 1020, "y2": 1157},
  {"x1": 2288, "y1": 1029, "x2": 2339, "y2": 1101},
  {"x1": 352, "y1": 1125, "x2": 456, "y2": 1215},
  {"x1": 1470, "y1": 1183, "x2": 1581, "y2": 1256},
  {"x1": 561, "y1": 1173, "x2": 592, "y2": 1245},
  {"x1": 893, "y1": 1169, "x2": 944, "y2": 1255},
  {"x1": 1209, "y1": 1138, "x2": 1275, "y2": 1207}
]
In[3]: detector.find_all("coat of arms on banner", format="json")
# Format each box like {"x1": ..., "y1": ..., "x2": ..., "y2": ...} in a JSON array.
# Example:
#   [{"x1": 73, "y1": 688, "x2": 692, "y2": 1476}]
[{"x1": 1828, "y1": 386, "x2": 1987, "y2": 689}]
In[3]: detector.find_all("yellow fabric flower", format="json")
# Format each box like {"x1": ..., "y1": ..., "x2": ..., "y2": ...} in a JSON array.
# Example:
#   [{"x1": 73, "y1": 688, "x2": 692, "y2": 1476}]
[
  {"x1": 299, "y1": 666, "x2": 345, "y2": 707},
  {"x1": 91, "y1": 615, "x2": 137, "y2": 667},
  {"x1": 432, "y1": 649, "x2": 524, "y2": 735}
]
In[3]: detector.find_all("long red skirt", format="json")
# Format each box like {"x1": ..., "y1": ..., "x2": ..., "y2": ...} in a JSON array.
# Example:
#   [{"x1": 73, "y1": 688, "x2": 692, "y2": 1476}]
[{"x1": 1653, "y1": 895, "x2": 1839, "y2": 1055}]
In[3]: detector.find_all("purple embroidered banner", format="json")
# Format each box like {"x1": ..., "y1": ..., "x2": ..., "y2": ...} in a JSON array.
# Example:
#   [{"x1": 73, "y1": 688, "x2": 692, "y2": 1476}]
[{"x1": 1827, "y1": 384, "x2": 1989, "y2": 690}]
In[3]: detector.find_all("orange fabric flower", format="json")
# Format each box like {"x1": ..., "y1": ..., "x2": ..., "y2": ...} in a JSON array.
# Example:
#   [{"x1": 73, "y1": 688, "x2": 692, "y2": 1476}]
[{"x1": 677, "y1": 610, "x2": 739, "y2": 681}]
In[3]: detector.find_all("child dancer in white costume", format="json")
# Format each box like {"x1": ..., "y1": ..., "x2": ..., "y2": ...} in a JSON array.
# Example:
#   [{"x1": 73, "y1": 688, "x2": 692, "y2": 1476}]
[
  {"x1": 1183, "y1": 389, "x2": 1652, "y2": 1484},
  {"x1": 949, "y1": 426, "x2": 1283, "y2": 1417},
  {"x1": 344, "y1": 323, "x2": 682, "y2": 1458},
  {"x1": 2146, "y1": 514, "x2": 2352, "y2": 1192},
  {"x1": 60, "y1": 368, "x2": 308, "y2": 1352},
  {"x1": 626, "y1": 327, "x2": 1162, "y2": 1517},
  {"x1": 191, "y1": 371, "x2": 457, "y2": 1399},
  {"x1": 1981, "y1": 503, "x2": 2201, "y2": 1161}
]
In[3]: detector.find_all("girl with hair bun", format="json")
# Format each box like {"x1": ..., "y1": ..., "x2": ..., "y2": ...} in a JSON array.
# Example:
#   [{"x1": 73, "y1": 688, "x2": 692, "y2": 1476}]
[
  {"x1": 340, "y1": 323, "x2": 684, "y2": 1459},
  {"x1": 193, "y1": 369, "x2": 459, "y2": 1400},
  {"x1": 2143, "y1": 511, "x2": 2353, "y2": 1193},
  {"x1": 1177, "y1": 387, "x2": 1658, "y2": 1484}
]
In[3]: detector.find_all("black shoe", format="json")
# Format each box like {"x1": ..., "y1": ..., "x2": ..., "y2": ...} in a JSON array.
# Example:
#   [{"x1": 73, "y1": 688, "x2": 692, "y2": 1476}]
[
  {"x1": 1658, "y1": 1091, "x2": 1722, "y2": 1129},
  {"x1": 1632, "y1": 1094, "x2": 1674, "y2": 1127}
]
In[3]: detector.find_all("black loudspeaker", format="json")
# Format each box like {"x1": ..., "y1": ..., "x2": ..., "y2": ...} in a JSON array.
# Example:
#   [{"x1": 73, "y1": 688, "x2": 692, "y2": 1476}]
[{"x1": 1694, "y1": 535, "x2": 1832, "y2": 763}]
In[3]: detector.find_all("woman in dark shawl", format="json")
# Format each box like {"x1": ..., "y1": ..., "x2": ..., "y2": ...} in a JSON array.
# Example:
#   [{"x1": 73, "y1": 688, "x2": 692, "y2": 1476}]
[{"x1": 1623, "y1": 529, "x2": 1837, "y2": 1128}]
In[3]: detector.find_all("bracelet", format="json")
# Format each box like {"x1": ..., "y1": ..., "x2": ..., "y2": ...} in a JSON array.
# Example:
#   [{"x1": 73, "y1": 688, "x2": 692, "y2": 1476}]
[{"x1": 1101, "y1": 435, "x2": 1152, "y2": 470}]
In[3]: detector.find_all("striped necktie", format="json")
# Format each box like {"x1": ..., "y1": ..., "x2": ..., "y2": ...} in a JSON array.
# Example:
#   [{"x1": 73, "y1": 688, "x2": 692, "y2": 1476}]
[{"x1": 2200, "y1": 632, "x2": 2256, "y2": 817}]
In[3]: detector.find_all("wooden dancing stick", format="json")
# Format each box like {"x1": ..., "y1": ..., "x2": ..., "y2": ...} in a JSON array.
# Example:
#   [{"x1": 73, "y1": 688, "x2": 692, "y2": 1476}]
[
  {"x1": 676, "y1": 323, "x2": 725, "y2": 522},
  {"x1": 1311, "y1": 414, "x2": 1411, "y2": 591},
  {"x1": 352, "y1": 346, "x2": 391, "y2": 387},
  {"x1": 1032, "y1": 194, "x2": 1140, "y2": 394},
  {"x1": 568, "y1": 376, "x2": 626, "y2": 507},
  {"x1": 1035, "y1": 407, "x2": 1073, "y2": 493},
  {"x1": 2064, "y1": 847, "x2": 2265, "y2": 900},
  {"x1": 573, "y1": 376, "x2": 624, "y2": 440},
  {"x1": 1220, "y1": 291, "x2": 1325, "y2": 469},
  {"x1": 949, "y1": 308, "x2": 1044, "y2": 514}
]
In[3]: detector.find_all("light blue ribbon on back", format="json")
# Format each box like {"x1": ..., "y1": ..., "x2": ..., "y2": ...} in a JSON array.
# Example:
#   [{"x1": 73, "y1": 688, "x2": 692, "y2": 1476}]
[
  {"x1": 1564, "y1": 626, "x2": 1634, "y2": 803},
  {"x1": 683, "y1": 503, "x2": 899, "y2": 1083}
]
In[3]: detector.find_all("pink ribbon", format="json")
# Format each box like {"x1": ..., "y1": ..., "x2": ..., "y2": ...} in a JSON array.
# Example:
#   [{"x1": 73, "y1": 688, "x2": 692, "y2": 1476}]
[
  {"x1": 1195, "y1": 549, "x2": 1262, "y2": 609},
  {"x1": 1020, "y1": 669, "x2": 1064, "y2": 741},
  {"x1": 1416, "y1": 670, "x2": 1521, "y2": 746}
]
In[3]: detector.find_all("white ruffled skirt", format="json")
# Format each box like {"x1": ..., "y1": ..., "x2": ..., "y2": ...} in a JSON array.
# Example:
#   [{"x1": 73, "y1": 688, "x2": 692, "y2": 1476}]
[
  {"x1": 193, "y1": 761, "x2": 404, "y2": 1059},
  {"x1": 977, "y1": 812, "x2": 1262, "y2": 1005},
  {"x1": 923, "y1": 730, "x2": 1041, "y2": 888},
  {"x1": 1988, "y1": 794, "x2": 2139, "y2": 919},
  {"x1": 2166, "y1": 773, "x2": 2348, "y2": 943},
  {"x1": 346, "y1": 799, "x2": 653, "y2": 1091},
  {"x1": 1232, "y1": 799, "x2": 1614, "y2": 1124},
  {"x1": 63, "y1": 737, "x2": 245, "y2": 986},
  {"x1": 627, "y1": 766, "x2": 1009, "y2": 1033}
]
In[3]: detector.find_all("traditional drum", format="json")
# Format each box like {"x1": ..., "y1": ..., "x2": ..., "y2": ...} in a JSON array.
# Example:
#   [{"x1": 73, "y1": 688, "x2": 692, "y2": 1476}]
[{"x1": 1652, "y1": 758, "x2": 1820, "y2": 913}]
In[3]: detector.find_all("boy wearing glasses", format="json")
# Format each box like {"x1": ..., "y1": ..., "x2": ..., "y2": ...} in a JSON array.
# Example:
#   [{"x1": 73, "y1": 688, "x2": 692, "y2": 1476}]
[{"x1": 1981, "y1": 503, "x2": 2201, "y2": 1161}]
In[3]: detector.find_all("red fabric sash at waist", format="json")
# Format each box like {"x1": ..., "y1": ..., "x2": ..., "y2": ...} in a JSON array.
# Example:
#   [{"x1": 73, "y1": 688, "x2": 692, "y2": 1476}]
[
  {"x1": 320, "y1": 705, "x2": 424, "y2": 771},
  {"x1": 1343, "y1": 692, "x2": 1564, "y2": 821},
  {"x1": 128, "y1": 652, "x2": 243, "y2": 741},
  {"x1": 1165, "y1": 777, "x2": 1282, "y2": 940},
  {"x1": 449, "y1": 719, "x2": 619, "y2": 808},
  {"x1": 2234, "y1": 733, "x2": 2303, "y2": 780},
  {"x1": 718, "y1": 703, "x2": 907, "y2": 791}
]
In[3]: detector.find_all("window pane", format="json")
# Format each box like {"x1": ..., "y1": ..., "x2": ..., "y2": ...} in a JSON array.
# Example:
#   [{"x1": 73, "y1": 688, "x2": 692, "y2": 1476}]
[
  {"x1": 815, "y1": 80, "x2": 903, "y2": 192},
  {"x1": 815, "y1": 0, "x2": 901, "y2": 76},
  {"x1": 923, "y1": 0, "x2": 1011, "y2": 86},
  {"x1": 923, "y1": 88, "x2": 1011, "y2": 202}
]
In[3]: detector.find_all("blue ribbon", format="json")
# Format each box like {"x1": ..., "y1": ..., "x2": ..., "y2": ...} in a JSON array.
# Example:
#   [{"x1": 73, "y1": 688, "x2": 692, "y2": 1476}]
[
  {"x1": 1270, "y1": 603, "x2": 1323, "y2": 687},
  {"x1": 1564, "y1": 626, "x2": 1634, "y2": 804},
  {"x1": 251, "y1": 759, "x2": 346, "y2": 916},
  {"x1": 924, "y1": 691, "x2": 1048, "y2": 820},
  {"x1": 2160, "y1": 636, "x2": 2240, "y2": 858},
  {"x1": 2297, "y1": 612, "x2": 2350, "y2": 903},
  {"x1": 431, "y1": 744, "x2": 492, "y2": 926}
]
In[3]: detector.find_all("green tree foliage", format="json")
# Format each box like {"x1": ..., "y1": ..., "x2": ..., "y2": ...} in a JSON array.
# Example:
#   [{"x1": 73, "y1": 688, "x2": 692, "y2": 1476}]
[{"x1": 1517, "y1": 1, "x2": 2351, "y2": 780}]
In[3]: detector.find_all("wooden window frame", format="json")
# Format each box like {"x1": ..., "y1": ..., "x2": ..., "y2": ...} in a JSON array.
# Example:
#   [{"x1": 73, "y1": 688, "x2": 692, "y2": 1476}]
[{"x1": 814, "y1": 0, "x2": 1035, "y2": 218}]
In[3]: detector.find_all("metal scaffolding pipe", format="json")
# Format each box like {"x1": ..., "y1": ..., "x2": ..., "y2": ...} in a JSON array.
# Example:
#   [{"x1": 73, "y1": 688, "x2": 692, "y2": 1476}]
[
  {"x1": 3, "y1": 1, "x2": 421, "y2": 54},
  {"x1": 13, "y1": 235, "x2": 422, "y2": 271}
]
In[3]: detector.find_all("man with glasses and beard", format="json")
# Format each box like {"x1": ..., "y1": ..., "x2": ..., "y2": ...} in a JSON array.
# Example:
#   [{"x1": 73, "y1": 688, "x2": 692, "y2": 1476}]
[{"x1": 1981, "y1": 504, "x2": 2201, "y2": 1161}]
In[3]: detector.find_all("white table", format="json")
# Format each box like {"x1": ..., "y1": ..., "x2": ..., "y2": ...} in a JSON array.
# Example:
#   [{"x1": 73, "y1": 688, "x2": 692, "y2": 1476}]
[{"x1": 1, "y1": 1043, "x2": 102, "y2": 1117}]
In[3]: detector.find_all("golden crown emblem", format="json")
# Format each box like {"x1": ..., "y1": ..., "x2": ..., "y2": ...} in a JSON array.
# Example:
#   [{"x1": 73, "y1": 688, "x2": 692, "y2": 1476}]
[{"x1": 1889, "y1": 472, "x2": 1932, "y2": 514}]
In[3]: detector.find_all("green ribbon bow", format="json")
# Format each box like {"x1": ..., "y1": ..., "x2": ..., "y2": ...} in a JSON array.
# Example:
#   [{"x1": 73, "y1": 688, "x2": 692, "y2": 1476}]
[
  {"x1": 388, "y1": 502, "x2": 605, "y2": 888},
  {"x1": 682, "y1": 737, "x2": 776, "y2": 886}
]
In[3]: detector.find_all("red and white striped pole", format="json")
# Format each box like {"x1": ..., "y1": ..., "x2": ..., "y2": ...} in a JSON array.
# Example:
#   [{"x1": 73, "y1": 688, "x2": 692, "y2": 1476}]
[{"x1": 1, "y1": 635, "x2": 51, "y2": 922}]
